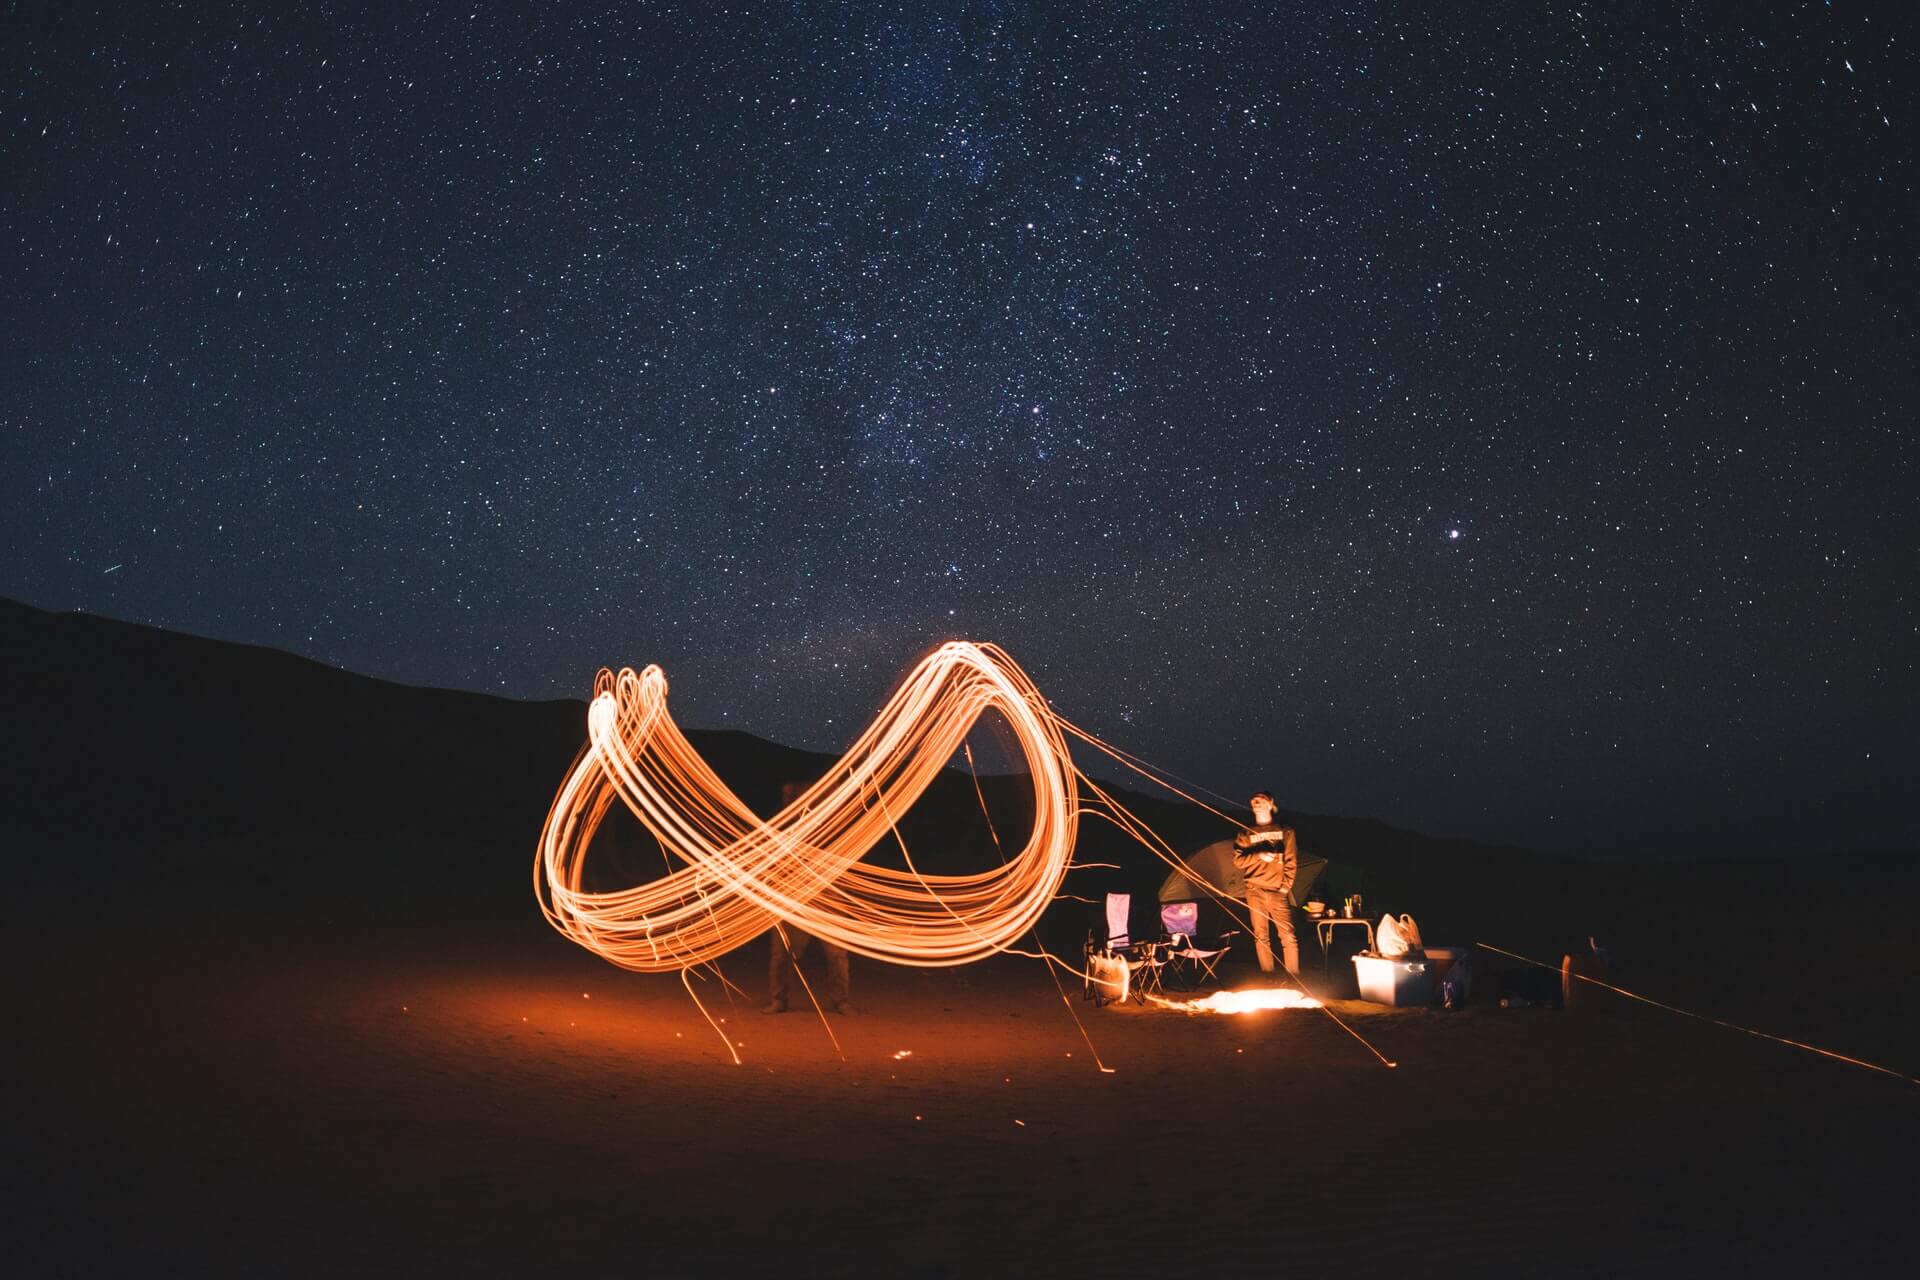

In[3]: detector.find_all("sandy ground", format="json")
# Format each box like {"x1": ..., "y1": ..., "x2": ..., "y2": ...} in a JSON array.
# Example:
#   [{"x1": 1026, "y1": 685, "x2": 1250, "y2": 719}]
[
  {"x1": 11, "y1": 603, "x2": 1914, "y2": 1274},
  {"x1": 12, "y1": 895, "x2": 1918, "y2": 1279}
]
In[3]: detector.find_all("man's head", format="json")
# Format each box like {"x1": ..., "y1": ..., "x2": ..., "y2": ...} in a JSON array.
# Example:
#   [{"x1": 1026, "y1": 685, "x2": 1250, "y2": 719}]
[{"x1": 1250, "y1": 791, "x2": 1276, "y2": 822}]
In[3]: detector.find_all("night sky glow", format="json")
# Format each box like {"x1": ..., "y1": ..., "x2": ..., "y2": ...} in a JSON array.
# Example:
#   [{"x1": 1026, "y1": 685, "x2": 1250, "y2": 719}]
[{"x1": 4, "y1": 3, "x2": 1914, "y2": 856}]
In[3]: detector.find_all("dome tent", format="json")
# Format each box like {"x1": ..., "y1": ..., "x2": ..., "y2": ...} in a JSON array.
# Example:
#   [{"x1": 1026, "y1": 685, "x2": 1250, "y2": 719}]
[{"x1": 1156, "y1": 839, "x2": 1356, "y2": 938}]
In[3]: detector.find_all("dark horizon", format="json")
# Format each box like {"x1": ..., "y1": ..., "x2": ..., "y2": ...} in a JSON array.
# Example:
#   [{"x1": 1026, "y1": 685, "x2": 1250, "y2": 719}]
[
  {"x1": 9, "y1": 592, "x2": 1914, "y2": 866},
  {"x1": 5, "y1": 3, "x2": 1915, "y2": 857}
]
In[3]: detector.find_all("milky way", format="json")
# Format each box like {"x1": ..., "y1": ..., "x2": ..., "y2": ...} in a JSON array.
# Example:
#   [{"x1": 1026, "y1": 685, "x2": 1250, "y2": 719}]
[{"x1": 4, "y1": 3, "x2": 1914, "y2": 855}]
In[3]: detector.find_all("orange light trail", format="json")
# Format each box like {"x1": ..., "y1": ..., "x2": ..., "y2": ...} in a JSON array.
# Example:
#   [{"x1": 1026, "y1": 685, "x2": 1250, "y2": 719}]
[
  {"x1": 536, "y1": 642, "x2": 1078, "y2": 973},
  {"x1": 536, "y1": 641, "x2": 1397, "y2": 1072}
]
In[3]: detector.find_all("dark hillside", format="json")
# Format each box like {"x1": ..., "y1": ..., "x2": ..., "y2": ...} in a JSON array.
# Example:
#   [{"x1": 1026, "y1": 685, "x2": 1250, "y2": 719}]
[
  {"x1": 2, "y1": 597, "x2": 1645, "y2": 953},
  {"x1": 6, "y1": 599, "x2": 1915, "y2": 1073}
]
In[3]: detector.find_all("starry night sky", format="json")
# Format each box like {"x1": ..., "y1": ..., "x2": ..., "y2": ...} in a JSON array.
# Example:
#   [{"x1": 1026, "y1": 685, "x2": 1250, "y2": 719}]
[{"x1": 5, "y1": 2, "x2": 1915, "y2": 857}]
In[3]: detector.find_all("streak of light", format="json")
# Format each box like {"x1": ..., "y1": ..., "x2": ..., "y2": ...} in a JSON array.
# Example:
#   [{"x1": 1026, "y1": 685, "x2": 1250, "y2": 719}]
[
  {"x1": 680, "y1": 968, "x2": 740, "y2": 1066},
  {"x1": 963, "y1": 740, "x2": 1113, "y2": 1073},
  {"x1": 772, "y1": 921, "x2": 843, "y2": 1061},
  {"x1": 537, "y1": 641, "x2": 1403, "y2": 1071},
  {"x1": 1476, "y1": 942, "x2": 1920, "y2": 1087},
  {"x1": 536, "y1": 642, "x2": 1077, "y2": 972}
]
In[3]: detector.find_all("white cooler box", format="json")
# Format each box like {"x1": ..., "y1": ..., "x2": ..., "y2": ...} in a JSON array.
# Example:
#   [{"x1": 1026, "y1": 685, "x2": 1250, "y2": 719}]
[{"x1": 1352, "y1": 953, "x2": 1433, "y2": 1006}]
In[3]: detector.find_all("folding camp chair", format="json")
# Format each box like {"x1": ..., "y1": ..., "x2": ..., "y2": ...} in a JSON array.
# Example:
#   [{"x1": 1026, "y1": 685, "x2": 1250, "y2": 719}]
[
  {"x1": 1159, "y1": 900, "x2": 1231, "y2": 989},
  {"x1": 1082, "y1": 892, "x2": 1166, "y2": 1005}
]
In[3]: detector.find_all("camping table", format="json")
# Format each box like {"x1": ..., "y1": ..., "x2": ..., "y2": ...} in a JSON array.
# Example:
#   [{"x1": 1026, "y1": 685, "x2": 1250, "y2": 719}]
[{"x1": 1313, "y1": 916, "x2": 1375, "y2": 973}]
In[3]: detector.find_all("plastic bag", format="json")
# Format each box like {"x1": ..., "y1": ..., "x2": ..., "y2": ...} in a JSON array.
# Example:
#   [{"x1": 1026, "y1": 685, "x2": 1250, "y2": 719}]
[
  {"x1": 1399, "y1": 913, "x2": 1423, "y2": 950},
  {"x1": 1376, "y1": 913, "x2": 1423, "y2": 958},
  {"x1": 1087, "y1": 950, "x2": 1130, "y2": 1005}
]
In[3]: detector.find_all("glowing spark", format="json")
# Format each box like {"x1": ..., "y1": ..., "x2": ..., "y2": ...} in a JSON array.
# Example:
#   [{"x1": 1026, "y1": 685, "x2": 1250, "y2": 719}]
[
  {"x1": 1149, "y1": 987, "x2": 1322, "y2": 1015},
  {"x1": 536, "y1": 642, "x2": 1078, "y2": 972},
  {"x1": 892, "y1": 1050, "x2": 913, "y2": 1060}
]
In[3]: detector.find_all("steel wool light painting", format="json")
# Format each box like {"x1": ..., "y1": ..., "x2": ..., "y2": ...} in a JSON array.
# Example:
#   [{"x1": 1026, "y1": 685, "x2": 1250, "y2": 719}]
[{"x1": 536, "y1": 642, "x2": 1078, "y2": 973}]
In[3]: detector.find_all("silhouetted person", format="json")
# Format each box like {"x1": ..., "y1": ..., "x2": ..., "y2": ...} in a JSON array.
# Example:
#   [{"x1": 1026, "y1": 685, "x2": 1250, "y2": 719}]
[
  {"x1": 763, "y1": 780, "x2": 854, "y2": 1015},
  {"x1": 1233, "y1": 790, "x2": 1299, "y2": 977}
]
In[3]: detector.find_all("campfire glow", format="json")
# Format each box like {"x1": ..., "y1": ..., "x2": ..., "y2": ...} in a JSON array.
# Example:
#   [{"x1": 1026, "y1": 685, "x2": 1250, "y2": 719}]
[{"x1": 1153, "y1": 987, "x2": 1322, "y2": 1015}]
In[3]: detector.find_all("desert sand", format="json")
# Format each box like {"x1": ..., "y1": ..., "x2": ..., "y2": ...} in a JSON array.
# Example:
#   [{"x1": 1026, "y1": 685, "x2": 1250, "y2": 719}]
[
  {"x1": 7, "y1": 601, "x2": 1917, "y2": 1275},
  {"x1": 14, "y1": 875, "x2": 1917, "y2": 1278}
]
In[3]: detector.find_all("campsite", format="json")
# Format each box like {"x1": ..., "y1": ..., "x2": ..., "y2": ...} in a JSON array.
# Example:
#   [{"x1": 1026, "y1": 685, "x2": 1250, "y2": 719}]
[
  {"x1": 9, "y1": 598, "x2": 1917, "y2": 1274},
  {"x1": 9, "y1": 3, "x2": 1918, "y2": 1273}
]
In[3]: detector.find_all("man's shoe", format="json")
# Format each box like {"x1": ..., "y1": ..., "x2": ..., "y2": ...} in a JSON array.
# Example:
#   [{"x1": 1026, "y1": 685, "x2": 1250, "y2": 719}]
[
  {"x1": 760, "y1": 1000, "x2": 788, "y2": 1015},
  {"x1": 829, "y1": 1001, "x2": 857, "y2": 1016}
]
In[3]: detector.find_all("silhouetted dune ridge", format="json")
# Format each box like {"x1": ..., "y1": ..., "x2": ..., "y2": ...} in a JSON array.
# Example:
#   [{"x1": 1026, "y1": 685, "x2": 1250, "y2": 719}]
[{"x1": 8, "y1": 596, "x2": 1910, "y2": 963}]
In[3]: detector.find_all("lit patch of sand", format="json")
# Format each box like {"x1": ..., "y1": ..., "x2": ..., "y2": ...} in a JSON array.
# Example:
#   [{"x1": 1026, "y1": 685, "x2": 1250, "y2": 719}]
[{"x1": 1149, "y1": 985, "x2": 1322, "y2": 1014}]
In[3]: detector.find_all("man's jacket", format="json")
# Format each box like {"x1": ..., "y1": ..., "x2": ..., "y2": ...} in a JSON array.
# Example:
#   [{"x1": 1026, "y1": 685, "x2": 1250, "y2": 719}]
[{"x1": 1232, "y1": 822, "x2": 1297, "y2": 896}]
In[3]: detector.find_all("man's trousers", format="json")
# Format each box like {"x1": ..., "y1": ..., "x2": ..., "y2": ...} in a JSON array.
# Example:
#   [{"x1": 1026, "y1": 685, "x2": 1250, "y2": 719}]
[{"x1": 1246, "y1": 886, "x2": 1299, "y2": 976}]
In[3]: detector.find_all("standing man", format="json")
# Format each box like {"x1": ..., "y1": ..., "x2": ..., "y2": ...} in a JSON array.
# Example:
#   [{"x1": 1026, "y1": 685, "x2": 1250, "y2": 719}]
[
  {"x1": 1233, "y1": 790, "x2": 1299, "y2": 978},
  {"x1": 762, "y1": 780, "x2": 854, "y2": 1015}
]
